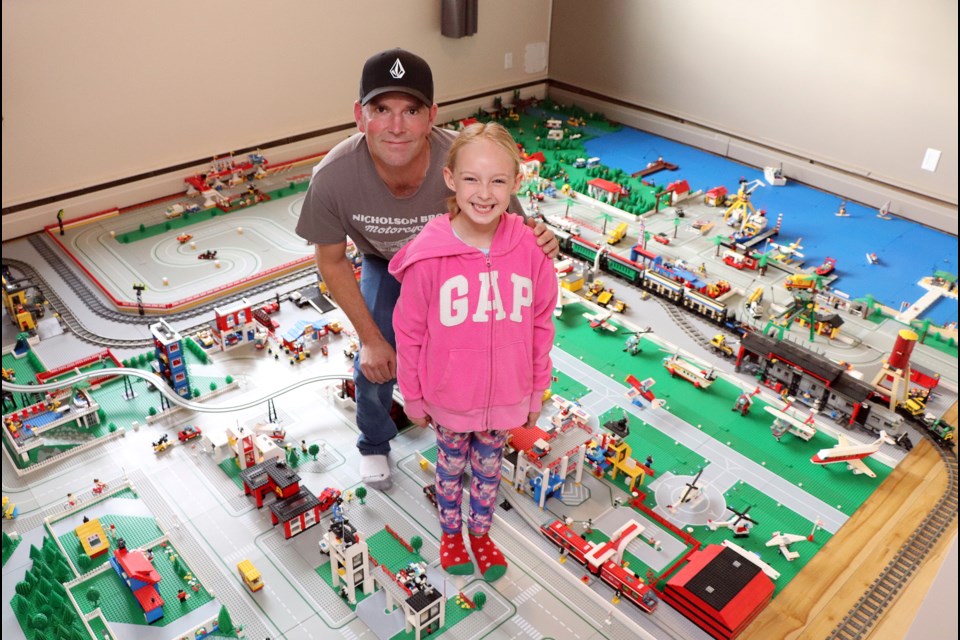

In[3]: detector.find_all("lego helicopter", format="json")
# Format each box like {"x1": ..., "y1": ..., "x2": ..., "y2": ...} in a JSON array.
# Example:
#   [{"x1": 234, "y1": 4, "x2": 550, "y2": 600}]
[
  {"x1": 667, "y1": 468, "x2": 705, "y2": 513},
  {"x1": 707, "y1": 504, "x2": 759, "y2": 538}
]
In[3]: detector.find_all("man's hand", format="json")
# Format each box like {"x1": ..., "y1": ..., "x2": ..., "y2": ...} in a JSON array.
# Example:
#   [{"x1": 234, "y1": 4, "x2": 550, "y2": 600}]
[
  {"x1": 359, "y1": 336, "x2": 397, "y2": 384},
  {"x1": 527, "y1": 218, "x2": 560, "y2": 259}
]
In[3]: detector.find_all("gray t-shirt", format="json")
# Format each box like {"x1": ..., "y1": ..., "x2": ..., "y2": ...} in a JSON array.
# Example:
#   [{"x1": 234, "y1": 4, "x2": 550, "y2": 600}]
[
  {"x1": 296, "y1": 127, "x2": 456, "y2": 261},
  {"x1": 295, "y1": 127, "x2": 524, "y2": 261}
]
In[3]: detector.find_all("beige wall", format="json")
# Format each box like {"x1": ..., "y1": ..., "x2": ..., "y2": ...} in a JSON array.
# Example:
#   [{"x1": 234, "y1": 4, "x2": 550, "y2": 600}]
[
  {"x1": 1, "y1": 0, "x2": 552, "y2": 209},
  {"x1": 550, "y1": 0, "x2": 958, "y2": 219},
  {"x1": 4, "y1": 0, "x2": 957, "y2": 235}
]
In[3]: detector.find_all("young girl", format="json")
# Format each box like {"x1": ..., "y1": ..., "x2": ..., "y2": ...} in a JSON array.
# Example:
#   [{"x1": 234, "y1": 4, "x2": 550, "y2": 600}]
[{"x1": 389, "y1": 122, "x2": 558, "y2": 581}]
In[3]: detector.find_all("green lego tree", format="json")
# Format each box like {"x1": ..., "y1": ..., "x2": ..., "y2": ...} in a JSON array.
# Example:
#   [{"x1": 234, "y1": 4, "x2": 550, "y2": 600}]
[
  {"x1": 354, "y1": 486, "x2": 367, "y2": 505},
  {"x1": 30, "y1": 612, "x2": 49, "y2": 632},
  {"x1": 473, "y1": 591, "x2": 487, "y2": 610},
  {"x1": 308, "y1": 443, "x2": 320, "y2": 460},
  {"x1": 217, "y1": 605, "x2": 235, "y2": 634},
  {"x1": 410, "y1": 535, "x2": 423, "y2": 557}
]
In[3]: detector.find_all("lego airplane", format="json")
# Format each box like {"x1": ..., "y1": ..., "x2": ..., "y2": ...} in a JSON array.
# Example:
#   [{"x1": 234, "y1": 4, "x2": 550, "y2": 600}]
[
  {"x1": 769, "y1": 237, "x2": 804, "y2": 259},
  {"x1": 624, "y1": 374, "x2": 659, "y2": 409},
  {"x1": 553, "y1": 259, "x2": 580, "y2": 317},
  {"x1": 662, "y1": 352, "x2": 716, "y2": 389},
  {"x1": 583, "y1": 310, "x2": 618, "y2": 332},
  {"x1": 764, "y1": 401, "x2": 817, "y2": 441},
  {"x1": 766, "y1": 531, "x2": 808, "y2": 561},
  {"x1": 811, "y1": 431, "x2": 896, "y2": 478}
]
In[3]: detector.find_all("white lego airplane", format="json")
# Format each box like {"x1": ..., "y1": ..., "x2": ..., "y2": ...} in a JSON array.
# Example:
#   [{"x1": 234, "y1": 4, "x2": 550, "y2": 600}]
[
  {"x1": 583, "y1": 310, "x2": 618, "y2": 332},
  {"x1": 769, "y1": 237, "x2": 804, "y2": 259},
  {"x1": 810, "y1": 431, "x2": 896, "y2": 478},
  {"x1": 764, "y1": 401, "x2": 817, "y2": 442},
  {"x1": 765, "y1": 531, "x2": 808, "y2": 561},
  {"x1": 553, "y1": 259, "x2": 581, "y2": 317}
]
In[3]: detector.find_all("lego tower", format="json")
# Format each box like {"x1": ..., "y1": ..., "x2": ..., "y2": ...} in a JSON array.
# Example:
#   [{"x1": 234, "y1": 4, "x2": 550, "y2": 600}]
[
  {"x1": 871, "y1": 329, "x2": 918, "y2": 410},
  {"x1": 150, "y1": 319, "x2": 192, "y2": 399}
]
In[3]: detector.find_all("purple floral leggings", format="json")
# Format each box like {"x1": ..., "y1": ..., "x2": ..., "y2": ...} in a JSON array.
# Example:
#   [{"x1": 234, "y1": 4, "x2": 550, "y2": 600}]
[{"x1": 435, "y1": 424, "x2": 508, "y2": 536}]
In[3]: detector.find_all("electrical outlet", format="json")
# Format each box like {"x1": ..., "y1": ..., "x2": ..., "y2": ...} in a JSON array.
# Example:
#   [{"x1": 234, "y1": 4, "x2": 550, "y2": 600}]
[
  {"x1": 921, "y1": 148, "x2": 941, "y2": 172},
  {"x1": 504, "y1": 52, "x2": 513, "y2": 69}
]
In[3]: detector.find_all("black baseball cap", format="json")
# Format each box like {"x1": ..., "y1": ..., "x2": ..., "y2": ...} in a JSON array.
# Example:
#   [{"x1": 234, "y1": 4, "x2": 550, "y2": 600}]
[{"x1": 359, "y1": 48, "x2": 434, "y2": 107}]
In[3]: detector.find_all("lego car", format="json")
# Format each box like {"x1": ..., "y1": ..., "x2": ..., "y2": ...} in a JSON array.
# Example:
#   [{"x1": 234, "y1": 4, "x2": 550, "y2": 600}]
[
  {"x1": 423, "y1": 483, "x2": 438, "y2": 508},
  {"x1": 178, "y1": 425, "x2": 202, "y2": 442},
  {"x1": 653, "y1": 232, "x2": 671, "y2": 245}
]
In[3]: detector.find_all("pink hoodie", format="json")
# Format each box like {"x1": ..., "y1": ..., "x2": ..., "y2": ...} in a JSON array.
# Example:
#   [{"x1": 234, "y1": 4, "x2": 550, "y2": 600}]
[{"x1": 389, "y1": 213, "x2": 557, "y2": 432}]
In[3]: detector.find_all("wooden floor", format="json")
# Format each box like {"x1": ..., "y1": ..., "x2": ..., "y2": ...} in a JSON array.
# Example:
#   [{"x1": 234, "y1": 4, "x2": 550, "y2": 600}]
[{"x1": 742, "y1": 437, "x2": 956, "y2": 640}]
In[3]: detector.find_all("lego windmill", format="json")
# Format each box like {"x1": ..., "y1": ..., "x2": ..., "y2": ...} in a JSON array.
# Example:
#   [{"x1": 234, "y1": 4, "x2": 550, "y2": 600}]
[{"x1": 871, "y1": 329, "x2": 918, "y2": 411}]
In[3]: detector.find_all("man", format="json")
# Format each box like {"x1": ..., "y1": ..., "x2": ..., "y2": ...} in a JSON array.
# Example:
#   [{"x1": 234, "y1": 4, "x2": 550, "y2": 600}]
[{"x1": 296, "y1": 48, "x2": 556, "y2": 490}]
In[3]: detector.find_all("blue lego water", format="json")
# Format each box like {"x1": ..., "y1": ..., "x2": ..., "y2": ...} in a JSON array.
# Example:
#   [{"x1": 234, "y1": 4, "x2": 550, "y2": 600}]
[{"x1": 580, "y1": 127, "x2": 958, "y2": 326}]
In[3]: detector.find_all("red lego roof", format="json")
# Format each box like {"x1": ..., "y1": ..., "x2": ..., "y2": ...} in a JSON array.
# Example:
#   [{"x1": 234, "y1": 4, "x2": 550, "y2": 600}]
[
  {"x1": 587, "y1": 178, "x2": 621, "y2": 193},
  {"x1": 115, "y1": 547, "x2": 162, "y2": 585},
  {"x1": 526, "y1": 151, "x2": 547, "y2": 164},
  {"x1": 133, "y1": 584, "x2": 164, "y2": 613},
  {"x1": 667, "y1": 179, "x2": 690, "y2": 194},
  {"x1": 507, "y1": 425, "x2": 550, "y2": 453},
  {"x1": 664, "y1": 545, "x2": 773, "y2": 639}
]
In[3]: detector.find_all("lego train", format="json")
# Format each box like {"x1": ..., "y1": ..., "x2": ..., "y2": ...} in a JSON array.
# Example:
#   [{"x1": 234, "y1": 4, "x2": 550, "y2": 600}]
[
  {"x1": 539, "y1": 519, "x2": 659, "y2": 614},
  {"x1": 556, "y1": 232, "x2": 732, "y2": 326}
]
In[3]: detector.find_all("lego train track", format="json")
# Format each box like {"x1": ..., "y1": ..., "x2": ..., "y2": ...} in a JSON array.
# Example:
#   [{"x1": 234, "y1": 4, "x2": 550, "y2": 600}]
[
  {"x1": 653, "y1": 295, "x2": 713, "y2": 351},
  {"x1": 6, "y1": 235, "x2": 315, "y2": 347},
  {"x1": 828, "y1": 435, "x2": 958, "y2": 639}
]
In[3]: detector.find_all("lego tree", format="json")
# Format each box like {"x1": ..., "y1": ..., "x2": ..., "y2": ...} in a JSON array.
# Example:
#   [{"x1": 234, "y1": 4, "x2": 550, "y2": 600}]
[
  {"x1": 355, "y1": 486, "x2": 367, "y2": 504},
  {"x1": 85, "y1": 588, "x2": 100, "y2": 608},
  {"x1": 308, "y1": 443, "x2": 320, "y2": 461},
  {"x1": 473, "y1": 591, "x2": 486, "y2": 611},
  {"x1": 217, "y1": 605, "x2": 235, "y2": 634},
  {"x1": 410, "y1": 535, "x2": 423, "y2": 557}
]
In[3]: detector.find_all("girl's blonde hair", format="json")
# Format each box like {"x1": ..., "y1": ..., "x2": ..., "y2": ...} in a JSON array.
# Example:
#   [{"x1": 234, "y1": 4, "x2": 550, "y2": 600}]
[{"x1": 446, "y1": 122, "x2": 522, "y2": 216}]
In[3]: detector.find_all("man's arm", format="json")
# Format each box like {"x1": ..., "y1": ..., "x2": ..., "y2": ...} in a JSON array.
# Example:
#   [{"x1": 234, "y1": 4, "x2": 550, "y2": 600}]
[{"x1": 313, "y1": 244, "x2": 396, "y2": 383}]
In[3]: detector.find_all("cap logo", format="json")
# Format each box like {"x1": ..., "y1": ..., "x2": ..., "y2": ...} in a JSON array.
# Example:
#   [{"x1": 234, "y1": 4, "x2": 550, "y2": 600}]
[{"x1": 390, "y1": 58, "x2": 405, "y2": 79}]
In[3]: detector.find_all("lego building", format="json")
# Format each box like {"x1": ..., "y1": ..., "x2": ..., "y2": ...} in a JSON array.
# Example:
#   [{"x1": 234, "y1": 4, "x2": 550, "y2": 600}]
[
  {"x1": 326, "y1": 521, "x2": 373, "y2": 605},
  {"x1": 662, "y1": 544, "x2": 775, "y2": 640},
  {"x1": 502, "y1": 398, "x2": 592, "y2": 507},
  {"x1": 377, "y1": 561, "x2": 445, "y2": 640},
  {"x1": 149, "y1": 319, "x2": 191, "y2": 399},
  {"x1": 212, "y1": 297, "x2": 255, "y2": 351},
  {"x1": 109, "y1": 539, "x2": 164, "y2": 624},
  {"x1": 239, "y1": 457, "x2": 302, "y2": 508},
  {"x1": 268, "y1": 486, "x2": 325, "y2": 539}
]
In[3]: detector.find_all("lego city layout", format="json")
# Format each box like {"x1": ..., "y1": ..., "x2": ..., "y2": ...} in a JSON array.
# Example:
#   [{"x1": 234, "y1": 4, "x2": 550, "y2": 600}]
[{"x1": 2, "y1": 100, "x2": 957, "y2": 640}]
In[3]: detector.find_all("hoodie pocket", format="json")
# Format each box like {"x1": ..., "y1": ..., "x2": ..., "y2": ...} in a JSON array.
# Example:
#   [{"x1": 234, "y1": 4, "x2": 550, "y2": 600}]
[
  {"x1": 431, "y1": 348, "x2": 490, "y2": 413},
  {"x1": 492, "y1": 340, "x2": 533, "y2": 406}
]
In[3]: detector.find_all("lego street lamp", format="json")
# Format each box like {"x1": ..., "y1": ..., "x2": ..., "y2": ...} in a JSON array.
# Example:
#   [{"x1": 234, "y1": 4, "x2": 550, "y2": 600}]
[{"x1": 133, "y1": 283, "x2": 146, "y2": 316}]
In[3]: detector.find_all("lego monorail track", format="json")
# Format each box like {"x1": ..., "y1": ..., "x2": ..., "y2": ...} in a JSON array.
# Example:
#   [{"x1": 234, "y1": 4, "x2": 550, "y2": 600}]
[{"x1": 828, "y1": 434, "x2": 958, "y2": 640}]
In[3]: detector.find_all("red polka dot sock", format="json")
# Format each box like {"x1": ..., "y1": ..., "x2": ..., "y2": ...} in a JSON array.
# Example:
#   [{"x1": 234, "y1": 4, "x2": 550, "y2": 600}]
[
  {"x1": 440, "y1": 532, "x2": 474, "y2": 575},
  {"x1": 469, "y1": 533, "x2": 507, "y2": 582}
]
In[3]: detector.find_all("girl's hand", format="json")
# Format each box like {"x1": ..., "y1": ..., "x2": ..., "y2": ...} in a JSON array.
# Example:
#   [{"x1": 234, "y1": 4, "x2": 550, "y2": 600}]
[
  {"x1": 525, "y1": 412, "x2": 540, "y2": 428},
  {"x1": 410, "y1": 415, "x2": 431, "y2": 428}
]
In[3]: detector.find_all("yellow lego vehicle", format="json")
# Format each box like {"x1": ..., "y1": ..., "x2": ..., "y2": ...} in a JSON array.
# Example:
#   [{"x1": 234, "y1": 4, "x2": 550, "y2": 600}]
[{"x1": 237, "y1": 559, "x2": 264, "y2": 592}]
